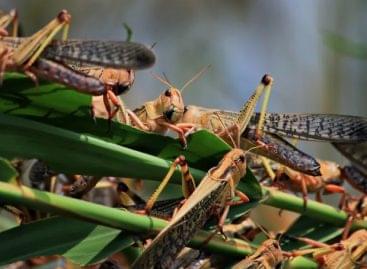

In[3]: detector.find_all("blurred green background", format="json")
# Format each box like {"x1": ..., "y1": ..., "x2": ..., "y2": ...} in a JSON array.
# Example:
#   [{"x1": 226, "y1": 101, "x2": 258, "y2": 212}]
[{"x1": 2, "y1": 0, "x2": 366, "y2": 162}]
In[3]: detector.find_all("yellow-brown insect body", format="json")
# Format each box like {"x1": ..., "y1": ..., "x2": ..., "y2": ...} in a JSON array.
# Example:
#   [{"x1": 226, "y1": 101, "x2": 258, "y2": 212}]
[
  {"x1": 71, "y1": 66, "x2": 135, "y2": 95},
  {"x1": 314, "y1": 230, "x2": 367, "y2": 269},
  {"x1": 133, "y1": 87, "x2": 185, "y2": 134},
  {"x1": 276, "y1": 160, "x2": 342, "y2": 193},
  {"x1": 132, "y1": 148, "x2": 247, "y2": 269},
  {"x1": 179, "y1": 105, "x2": 235, "y2": 132},
  {"x1": 232, "y1": 239, "x2": 285, "y2": 269},
  {"x1": 180, "y1": 105, "x2": 321, "y2": 176}
]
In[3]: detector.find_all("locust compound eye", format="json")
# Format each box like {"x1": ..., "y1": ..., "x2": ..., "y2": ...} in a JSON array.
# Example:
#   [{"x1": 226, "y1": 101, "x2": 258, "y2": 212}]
[
  {"x1": 163, "y1": 108, "x2": 175, "y2": 121},
  {"x1": 164, "y1": 89, "x2": 171, "y2": 97},
  {"x1": 115, "y1": 83, "x2": 130, "y2": 95},
  {"x1": 239, "y1": 155, "x2": 245, "y2": 163}
]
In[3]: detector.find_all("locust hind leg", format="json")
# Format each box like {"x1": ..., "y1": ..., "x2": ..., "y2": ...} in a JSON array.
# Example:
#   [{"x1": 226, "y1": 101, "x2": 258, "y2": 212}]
[
  {"x1": 215, "y1": 74, "x2": 273, "y2": 147},
  {"x1": 323, "y1": 184, "x2": 346, "y2": 209},
  {"x1": 144, "y1": 155, "x2": 195, "y2": 215},
  {"x1": 13, "y1": 10, "x2": 71, "y2": 68}
]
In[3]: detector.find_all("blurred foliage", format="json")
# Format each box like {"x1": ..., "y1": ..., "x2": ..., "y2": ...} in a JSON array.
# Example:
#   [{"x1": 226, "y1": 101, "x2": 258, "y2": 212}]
[{"x1": 323, "y1": 31, "x2": 367, "y2": 59}]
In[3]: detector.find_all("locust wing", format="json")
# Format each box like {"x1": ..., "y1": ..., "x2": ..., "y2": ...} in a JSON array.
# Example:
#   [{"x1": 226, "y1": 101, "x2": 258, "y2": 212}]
[{"x1": 42, "y1": 40, "x2": 156, "y2": 69}]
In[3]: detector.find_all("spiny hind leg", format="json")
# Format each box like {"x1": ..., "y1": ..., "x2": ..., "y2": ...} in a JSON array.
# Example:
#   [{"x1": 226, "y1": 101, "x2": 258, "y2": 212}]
[
  {"x1": 236, "y1": 74, "x2": 273, "y2": 136},
  {"x1": 13, "y1": 10, "x2": 71, "y2": 68},
  {"x1": 145, "y1": 155, "x2": 195, "y2": 214}
]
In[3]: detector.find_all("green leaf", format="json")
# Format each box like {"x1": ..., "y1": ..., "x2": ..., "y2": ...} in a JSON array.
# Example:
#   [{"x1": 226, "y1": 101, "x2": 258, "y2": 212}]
[
  {"x1": 0, "y1": 157, "x2": 17, "y2": 184},
  {"x1": 0, "y1": 113, "x2": 206, "y2": 182},
  {"x1": 0, "y1": 216, "x2": 133, "y2": 266}
]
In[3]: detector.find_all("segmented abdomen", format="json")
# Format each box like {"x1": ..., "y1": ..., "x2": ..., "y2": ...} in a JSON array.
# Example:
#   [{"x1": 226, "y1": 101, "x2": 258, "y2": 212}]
[{"x1": 31, "y1": 59, "x2": 105, "y2": 95}]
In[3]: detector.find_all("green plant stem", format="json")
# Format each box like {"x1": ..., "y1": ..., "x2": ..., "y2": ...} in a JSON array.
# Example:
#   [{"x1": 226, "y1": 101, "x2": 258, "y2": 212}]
[
  {"x1": 261, "y1": 187, "x2": 367, "y2": 230},
  {"x1": 0, "y1": 182, "x2": 252, "y2": 257},
  {"x1": 285, "y1": 256, "x2": 318, "y2": 269}
]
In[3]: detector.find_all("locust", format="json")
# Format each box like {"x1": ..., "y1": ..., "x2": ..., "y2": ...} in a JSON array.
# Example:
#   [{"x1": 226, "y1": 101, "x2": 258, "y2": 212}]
[
  {"x1": 0, "y1": 10, "x2": 155, "y2": 121},
  {"x1": 131, "y1": 75, "x2": 275, "y2": 269},
  {"x1": 125, "y1": 68, "x2": 207, "y2": 148},
  {"x1": 126, "y1": 74, "x2": 321, "y2": 175},
  {"x1": 179, "y1": 108, "x2": 367, "y2": 187},
  {"x1": 294, "y1": 229, "x2": 367, "y2": 269},
  {"x1": 131, "y1": 148, "x2": 250, "y2": 269},
  {"x1": 231, "y1": 238, "x2": 290, "y2": 269},
  {"x1": 272, "y1": 159, "x2": 347, "y2": 209}
]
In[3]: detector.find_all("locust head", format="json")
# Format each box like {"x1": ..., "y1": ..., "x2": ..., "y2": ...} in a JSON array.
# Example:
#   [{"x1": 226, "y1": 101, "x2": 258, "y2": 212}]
[
  {"x1": 151, "y1": 66, "x2": 209, "y2": 123},
  {"x1": 102, "y1": 68, "x2": 135, "y2": 95},
  {"x1": 212, "y1": 149, "x2": 247, "y2": 181},
  {"x1": 159, "y1": 87, "x2": 185, "y2": 123}
]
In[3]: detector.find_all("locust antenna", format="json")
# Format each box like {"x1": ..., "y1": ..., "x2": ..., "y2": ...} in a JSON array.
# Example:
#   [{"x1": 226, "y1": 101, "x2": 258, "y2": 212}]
[
  {"x1": 151, "y1": 72, "x2": 175, "y2": 89},
  {"x1": 181, "y1": 65, "x2": 210, "y2": 93},
  {"x1": 214, "y1": 112, "x2": 237, "y2": 148},
  {"x1": 162, "y1": 72, "x2": 172, "y2": 85}
]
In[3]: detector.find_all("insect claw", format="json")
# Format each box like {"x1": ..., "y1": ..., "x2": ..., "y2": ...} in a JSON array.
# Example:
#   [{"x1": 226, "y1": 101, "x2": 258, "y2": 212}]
[
  {"x1": 90, "y1": 106, "x2": 97, "y2": 123},
  {"x1": 106, "y1": 119, "x2": 113, "y2": 134},
  {"x1": 24, "y1": 69, "x2": 39, "y2": 87}
]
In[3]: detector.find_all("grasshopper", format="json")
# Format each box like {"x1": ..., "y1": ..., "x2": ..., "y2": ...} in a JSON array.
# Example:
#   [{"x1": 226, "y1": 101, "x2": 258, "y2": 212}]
[
  {"x1": 273, "y1": 159, "x2": 347, "y2": 209},
  {"x1": 131, "y1": 75, "x2": 275, "y2": 269},
  {"x1": 126, "y1": 74, "x2": 321, "y2": 175},
  {"x1": 231, "y1": 238, "x2": 290, "y2": 269},
  {"x1": 180, "y1": 109, "x2": 366, "y2": 172},
  {"x1": 131, "y1": 148, "x2": 250, "y2": 269},
  {"x1": 294, "y1": 229, "x2": 367, "y2": 269},
  {"x1": 125, "y1": 68, "x2": 208, "y2": 148},
  {"x1": 0, "y1": 10, "x2": 155, "y2": 121}
]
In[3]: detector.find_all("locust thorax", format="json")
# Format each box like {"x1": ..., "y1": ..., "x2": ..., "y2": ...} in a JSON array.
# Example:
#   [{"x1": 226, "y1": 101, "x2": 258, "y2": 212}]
[
  {"x1": 319, "y1": 160, "x2": 341, "y2": 180},
  {"x1": 158, "y1": 87, "x2": 185, "y2": 123},
  {"x1": 212, "y1": 149, "x2": 247, "y2": 182},
  {"x1": 253, "y1": 239, "x2": 283, "y2": 261},
  {"x1": 344, "y1": 230, "x2": 367, "y2": 260}
]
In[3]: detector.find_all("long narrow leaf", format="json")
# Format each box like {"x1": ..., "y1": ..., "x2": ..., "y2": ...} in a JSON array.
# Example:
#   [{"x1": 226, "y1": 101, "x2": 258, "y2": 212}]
[{"x1": 0, "y1": 216, "x2": 134, "y2": 266}]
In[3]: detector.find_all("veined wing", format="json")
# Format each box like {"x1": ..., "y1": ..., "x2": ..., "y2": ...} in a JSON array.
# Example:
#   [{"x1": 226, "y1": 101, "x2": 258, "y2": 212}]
[
  {"x1": 132, "y1": 175, "x2": 228, "y2": 269},
  {"x1": 0, "y1": 37, "x2": 156, "y2": 69},
  {"x1": 333, "y1": 142, "x2": 367, "y2": 173},
  {"x1": 185, "y1": 107, "x2": 367, "y2": 142},
  {"x1": 182, "y1": 107, "x2": 320, "y2": 175},
  {"x1": 255, "y1": 113, "x2": 367, "y2": 142},
  {"x1": 42, "y1": 40, "x2": 156, "y2": 69}
]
